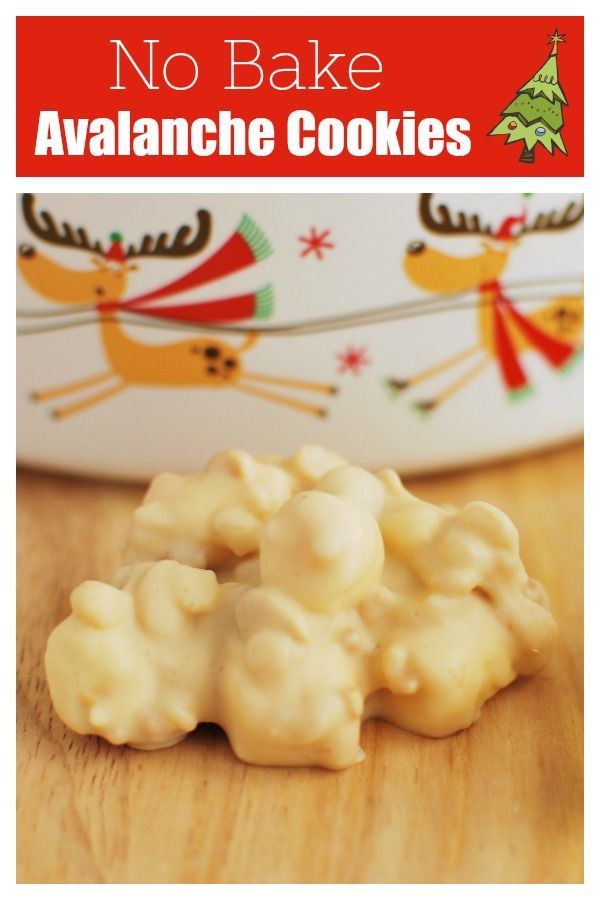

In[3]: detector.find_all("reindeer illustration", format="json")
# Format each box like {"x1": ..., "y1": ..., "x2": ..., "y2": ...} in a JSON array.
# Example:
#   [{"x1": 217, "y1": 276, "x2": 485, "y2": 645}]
[
  {"x1": 17, "y1": 195, "x2": 337, "y2": 419},
  {"x1": 389, "y1": 194, "x2": 584, "y2": 412}
]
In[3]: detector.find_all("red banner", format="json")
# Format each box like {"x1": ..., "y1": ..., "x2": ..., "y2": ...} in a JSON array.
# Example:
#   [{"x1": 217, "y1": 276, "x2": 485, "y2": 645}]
[{"x1": 16, "y1": 16, "x2": 584, "y2": 176}]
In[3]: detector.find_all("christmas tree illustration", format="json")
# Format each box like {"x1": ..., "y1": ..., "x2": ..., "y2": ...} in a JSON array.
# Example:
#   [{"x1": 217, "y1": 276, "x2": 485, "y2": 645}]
[{"x1": 489, "y1": 28, "x2": 568, "y2": 163}]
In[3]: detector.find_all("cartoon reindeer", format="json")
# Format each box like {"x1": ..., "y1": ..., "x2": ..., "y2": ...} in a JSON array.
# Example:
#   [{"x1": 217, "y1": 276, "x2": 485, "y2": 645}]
[
  {"x1": 17, "y1": 195, "x2": 337, "y2": 419},
  {"x1": 389, "y1": 193, "x2": 584, "y2": 412}
]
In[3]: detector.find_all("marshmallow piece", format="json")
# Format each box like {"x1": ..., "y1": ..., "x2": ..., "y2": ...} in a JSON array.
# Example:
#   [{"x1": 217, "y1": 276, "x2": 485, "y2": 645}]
[
  {"x1": 260, "y1": 491, "x2": 384, "y2": 613},
  {"x1": 127, "y1": 451, "x2": 295, "y2": 567},
  {"x1": 71, "y1": 581, "x2": 125, "y2": 629},
  {"x1": 316, "y1": 465, "x2": 385, "y2": 518},
  {"x1": 133, "y1": 560, "x2": 218, "y2": 635},
  {"x1": 212, "y1": 507, "x2": 262, "y2": 556},
  {"x1": 288, "y1": 444, "x2": 348, "y2": 484},
  {"x1": 380, "y1": 501, "x2": 447, "y2": 557}
]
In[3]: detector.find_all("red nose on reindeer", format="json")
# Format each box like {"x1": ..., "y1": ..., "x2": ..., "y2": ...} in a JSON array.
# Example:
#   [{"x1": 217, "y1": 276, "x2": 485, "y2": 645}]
[
  {"x1": 494, "y1": 212, "x2": 527, "y2": 241},
  {"x1": 106, "y1": 231, "x2": 126, "y2": 263}
]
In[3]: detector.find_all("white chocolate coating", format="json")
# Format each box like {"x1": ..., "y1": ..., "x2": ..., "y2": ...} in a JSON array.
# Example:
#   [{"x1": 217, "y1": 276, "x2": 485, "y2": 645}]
[{"x1": 45, "y1": 445, "x2": 557, "y2": 768}]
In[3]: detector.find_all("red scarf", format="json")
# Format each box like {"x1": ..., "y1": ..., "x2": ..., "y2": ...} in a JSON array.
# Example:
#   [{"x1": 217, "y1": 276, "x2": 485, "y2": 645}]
[
  {"x1": 97, "y1": 217, "x2": 272, "y2": 324},
  {"x1": 481, "y1": 281, "x2": 578, "y2": 395}
]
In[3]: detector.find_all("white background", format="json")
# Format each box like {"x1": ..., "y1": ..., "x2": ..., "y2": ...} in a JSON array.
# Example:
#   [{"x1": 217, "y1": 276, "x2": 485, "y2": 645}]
[{"x1": 4, "y1": 0, "x2": 597, "y2": 895}]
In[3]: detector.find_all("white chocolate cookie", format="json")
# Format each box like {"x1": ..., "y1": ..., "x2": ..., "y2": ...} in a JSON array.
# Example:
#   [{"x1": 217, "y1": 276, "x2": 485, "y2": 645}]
[{"x1": 45, "y1": 446, "x2": 558, "y2": 768}]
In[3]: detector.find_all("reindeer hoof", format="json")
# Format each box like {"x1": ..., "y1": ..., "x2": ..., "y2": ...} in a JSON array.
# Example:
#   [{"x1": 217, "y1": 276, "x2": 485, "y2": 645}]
[
  {"x1": 329, "y1": 385, "x2": 339, "y2": 395},
  {"x1": 30, "y1": 391, "x2": 41, "y2": 403},
  {"x1": 413, "y1": 399, "x2": 437, "y2": 415},
  {"x1": 318, "y1": 408, "x2": 328, "y2": 418},
  {"x1": 384, "y1": 378, "x2": 410, "y2": 400}
]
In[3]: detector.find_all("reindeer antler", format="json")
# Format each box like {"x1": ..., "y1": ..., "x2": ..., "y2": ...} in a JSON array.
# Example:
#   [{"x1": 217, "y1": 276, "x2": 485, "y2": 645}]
[
  {"x1": 420, "y1": 193, "x2": 584, "y2": 240},
  {"x1": 22, "y1": 194, "x2": 212, "y2": 260},
  {"x1": 22, "y1": 194, "x2": 105, "y2": 255},
  {"x1": 520, "y1": 199, "x2": 584, "y2": 236},
  {"x1": 125, "y1": 211, "x2": 211, "y2": 259},
  {"x1": 419, "y1": 193, "x2": 493, "y2": 237}
]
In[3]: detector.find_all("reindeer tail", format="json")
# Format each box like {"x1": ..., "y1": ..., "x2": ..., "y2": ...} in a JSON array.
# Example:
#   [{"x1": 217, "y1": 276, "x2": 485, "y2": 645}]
[{"x1": 123, "y1": 216, "x2": 273, "y2": 309}]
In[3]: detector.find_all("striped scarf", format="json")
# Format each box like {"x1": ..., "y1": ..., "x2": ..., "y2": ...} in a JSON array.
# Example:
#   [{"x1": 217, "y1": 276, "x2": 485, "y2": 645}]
[{"x1": 481, "y1": 280, "x2": 578, "y2": 398}]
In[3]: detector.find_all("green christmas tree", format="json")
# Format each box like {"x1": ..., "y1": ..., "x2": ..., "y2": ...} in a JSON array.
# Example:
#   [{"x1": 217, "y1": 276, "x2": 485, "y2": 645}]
[{"x1": 489, "y1": 29, "x2": 568, "y2": 163}]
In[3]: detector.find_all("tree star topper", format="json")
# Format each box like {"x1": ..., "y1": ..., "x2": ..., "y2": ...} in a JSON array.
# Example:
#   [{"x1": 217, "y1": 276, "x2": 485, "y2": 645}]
[
  {"x1": 489, "y1": 29, "x2": 568, "y2": 164},
  {"x1": 547, "y1": 27, "x2": 566, "y2": 51}
]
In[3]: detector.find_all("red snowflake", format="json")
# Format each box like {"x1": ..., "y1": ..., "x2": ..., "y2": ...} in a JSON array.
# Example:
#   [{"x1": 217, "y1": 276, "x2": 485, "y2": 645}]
[
  {"x1": 336, "y1": 345, "x2": 371, "y2": 375},
  {"x1": 299, "y1": 227, "x2": 335, "y2": 260}
]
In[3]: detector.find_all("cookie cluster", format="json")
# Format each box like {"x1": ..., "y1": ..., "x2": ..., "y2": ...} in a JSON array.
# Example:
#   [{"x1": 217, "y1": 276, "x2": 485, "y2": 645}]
[{"x1": 45, "y1": 445, "x2": 557, "y2": 769}]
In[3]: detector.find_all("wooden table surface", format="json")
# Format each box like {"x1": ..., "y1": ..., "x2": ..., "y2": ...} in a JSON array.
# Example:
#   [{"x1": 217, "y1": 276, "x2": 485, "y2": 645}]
[{"x1": 16, "y1": 443, "x2": 584, "y2": 884}]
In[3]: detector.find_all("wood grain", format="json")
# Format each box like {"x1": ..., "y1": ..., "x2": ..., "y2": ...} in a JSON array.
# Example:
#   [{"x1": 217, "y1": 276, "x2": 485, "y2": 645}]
[{"x1": 16, "y1": 444, "x2": 584, "y2": 884}]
